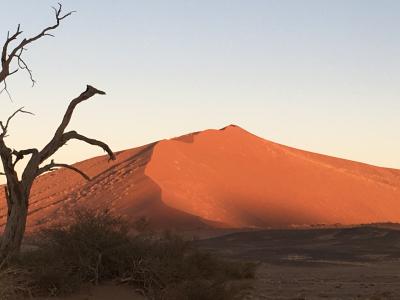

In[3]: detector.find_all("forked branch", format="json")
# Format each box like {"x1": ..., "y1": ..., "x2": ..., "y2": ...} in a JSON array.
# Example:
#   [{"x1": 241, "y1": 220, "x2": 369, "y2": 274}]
[
  {"x1": 0, "y1": 3, "x2": 74, "y2": 97},
  {"x1": 0, "y1": 107, "x2": 34, "y2": 138},
  {"x1": 18, "y1": 85, "x2": 114, "y2": 185},
  {"x1": 38, "y1": 85, "x2": 110, "y2": 162},
  {"x1": 11, "y1": 148, "x2": 38, "y2": 167}
]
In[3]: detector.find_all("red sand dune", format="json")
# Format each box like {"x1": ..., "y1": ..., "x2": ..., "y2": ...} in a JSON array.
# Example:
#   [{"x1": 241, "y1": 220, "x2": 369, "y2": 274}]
[{"x1": 1, "y1": 125, "x2": 400, "y2": 230}]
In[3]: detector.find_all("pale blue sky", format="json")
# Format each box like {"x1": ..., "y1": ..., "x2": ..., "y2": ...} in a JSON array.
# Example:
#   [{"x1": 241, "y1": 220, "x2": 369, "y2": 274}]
[{"x1": 1, "y1": 0, "x2": 400, "y2": 176}]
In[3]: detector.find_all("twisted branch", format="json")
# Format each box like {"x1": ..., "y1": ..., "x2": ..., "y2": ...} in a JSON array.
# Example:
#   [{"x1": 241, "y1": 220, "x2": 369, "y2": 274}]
[
  {"x1": 62, "y1": 131, "x2": 115, "y2": 161},
  {"x1": 18, "y1": 85, "x2": 115, "y2": 184},
  {"x1": 38, "y1": 85, "x2": 112, "y2": 163}
]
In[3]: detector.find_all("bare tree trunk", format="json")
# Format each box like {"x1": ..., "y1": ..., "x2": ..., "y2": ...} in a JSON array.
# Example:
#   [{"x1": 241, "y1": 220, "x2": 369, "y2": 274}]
[
  {"x1": 0, "y1": 5, "x2": 115, "y2": 262},
  {"x1": 0, "y1": 86, "x2": 114, "y2": 261},
  {"x1": 0, "y1": 183, "x2": 28, "y2": 261}
]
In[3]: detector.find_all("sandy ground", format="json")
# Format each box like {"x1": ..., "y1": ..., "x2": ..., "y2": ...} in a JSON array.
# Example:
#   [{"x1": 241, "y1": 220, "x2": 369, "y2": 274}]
[
  {"x1": 36, "y1": 284, "x2": 146, "y2": 300},
  {"x1": 196, "y1": 226, "x2": 400, "y2": 300},
  {"x1": 241, "y1": 262, "x2": 400, "y2": 300}
]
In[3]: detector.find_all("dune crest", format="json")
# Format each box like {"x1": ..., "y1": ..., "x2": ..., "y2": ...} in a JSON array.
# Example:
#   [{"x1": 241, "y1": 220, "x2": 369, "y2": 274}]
[{"x1": 1, "y1": 125, "x2": 400, "y2": 230}]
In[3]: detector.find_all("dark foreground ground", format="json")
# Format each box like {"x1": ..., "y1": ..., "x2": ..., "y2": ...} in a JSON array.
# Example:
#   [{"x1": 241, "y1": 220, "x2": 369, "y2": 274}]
[
  {"x1": 195, "y1": 226, "x2": 400, "y2": 300},
  {"x1": 37, "y1": 226, "x2": 400, "y2": 300}
]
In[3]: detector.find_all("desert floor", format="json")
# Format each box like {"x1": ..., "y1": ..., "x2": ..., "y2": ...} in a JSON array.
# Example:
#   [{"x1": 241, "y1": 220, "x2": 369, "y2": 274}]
[
  {"x1": 36, "y1": 284, "x2": 146, "y2": 300},
  {"x1": 40, "y1": 226, "x2": 400, "y2": 300},
  {"x1": 194, "y1": 226, "x2": 400, "y2": 300}
]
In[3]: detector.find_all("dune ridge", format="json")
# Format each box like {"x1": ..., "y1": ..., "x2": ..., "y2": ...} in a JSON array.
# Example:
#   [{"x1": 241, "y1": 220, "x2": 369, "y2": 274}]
[{"x1": 1, "y1": 125, "x2": 400, "y2": 230}]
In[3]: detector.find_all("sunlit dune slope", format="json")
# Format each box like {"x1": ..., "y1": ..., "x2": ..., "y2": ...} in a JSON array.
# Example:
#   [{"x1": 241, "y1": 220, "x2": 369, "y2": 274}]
[
  {"x1": 146, "y1": 125, "x2": 400, "y2": 227},
  {"x1": 0, "y1": 143, "x2": 207, "y2": 231},
  {"x1": 1, "y1": 125, "x2": 400, "y2": 230}
]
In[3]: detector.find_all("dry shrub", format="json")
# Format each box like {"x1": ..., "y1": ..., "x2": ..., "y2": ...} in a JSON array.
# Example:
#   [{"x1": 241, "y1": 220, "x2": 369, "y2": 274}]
[
  {"x1": 21, "y1": 209, "x2": 132, "y2": 295},
  {"x1": 117, "y1": 231, "x2": 256, "y2": 299},
  {"x1": 17, "y1": 209, "x2": 256, "y2": 299}
]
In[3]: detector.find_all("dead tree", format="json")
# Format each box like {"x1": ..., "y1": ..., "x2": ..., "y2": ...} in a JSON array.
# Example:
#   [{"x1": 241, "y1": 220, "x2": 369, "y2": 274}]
[{"x1": 0, "y1": 4, "x2": 115, "y2": 260}]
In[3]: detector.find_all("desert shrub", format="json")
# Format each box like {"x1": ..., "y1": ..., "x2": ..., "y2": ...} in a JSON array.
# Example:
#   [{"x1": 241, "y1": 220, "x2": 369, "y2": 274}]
[
  {"x1": 132, "y1": 216, "x2": 151, "y2": 233},
  {"x1": 15, "y1": 209, "x2": 256, "y2": 299},
  {"x1": 20, "y1": 209, "x2": 132, "y2": 295},
  {"x1": 118, "y1": 232, "x2": 256, "y2": 299}
]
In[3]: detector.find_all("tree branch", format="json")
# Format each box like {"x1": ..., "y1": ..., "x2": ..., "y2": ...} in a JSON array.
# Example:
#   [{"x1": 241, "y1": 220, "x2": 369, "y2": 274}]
[
  {"x1": 0, "y1": 78, "x2": 14, "y2": 102},
  {"x1": 37, "y1": 159, "x2": 90, "y2": 180},
  {"x1": 63, "y1": 131, "x2": 115, "y2": 160},
  {"x1": 0, "y1": 3, "x2": 74, "y2": 93},
  {"x1": 1, "y1": 25, "x2": 22, "y2": 82},
  {"x1": 11, "y1": 148, "x2": 38, "y2": 167},
  {"x1": 0, "y1": 140, "x2": 16, "y2": 182},
  {"x1": 15, "y1": 47, "x2": 35, "y2": 87},
  {"x1": 1, "y1": 25, "x2": 22, "y2": 66},
  {"x1": 38, "y1": 85, "x2": 109, "y2": 162},
  {"x1": 0, "y1": 107, "x2": 34, "y2": 138}
]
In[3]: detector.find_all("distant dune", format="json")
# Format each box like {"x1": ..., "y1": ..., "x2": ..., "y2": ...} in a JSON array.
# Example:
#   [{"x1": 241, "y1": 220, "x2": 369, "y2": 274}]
[{"x1": 1, "y1": 125, "x2": 400, "y2": 231}]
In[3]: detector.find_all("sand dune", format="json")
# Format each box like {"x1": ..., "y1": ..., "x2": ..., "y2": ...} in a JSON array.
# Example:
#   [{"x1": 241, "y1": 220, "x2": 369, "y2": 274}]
[{"x1": 1, "y1": 125, "x2": 400, "y2": 230}]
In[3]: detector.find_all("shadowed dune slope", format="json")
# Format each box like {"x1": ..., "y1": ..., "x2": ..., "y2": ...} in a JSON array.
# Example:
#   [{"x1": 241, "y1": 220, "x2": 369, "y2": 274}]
[{"x1": 1, "y1": 125, "x2": 400, "y2": 230}]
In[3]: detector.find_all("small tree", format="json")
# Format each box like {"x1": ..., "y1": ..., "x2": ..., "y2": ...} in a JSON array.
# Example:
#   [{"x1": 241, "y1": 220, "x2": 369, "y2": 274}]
[{"x1": 0, "y1": 4, "x2": 115, "y2": 260}]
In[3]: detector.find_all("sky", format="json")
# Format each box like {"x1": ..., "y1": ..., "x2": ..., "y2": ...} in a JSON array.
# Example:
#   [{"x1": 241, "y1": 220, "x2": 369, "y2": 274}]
[{"x1": 1, "y1": 0, "x2": 400, "y2": 180}]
